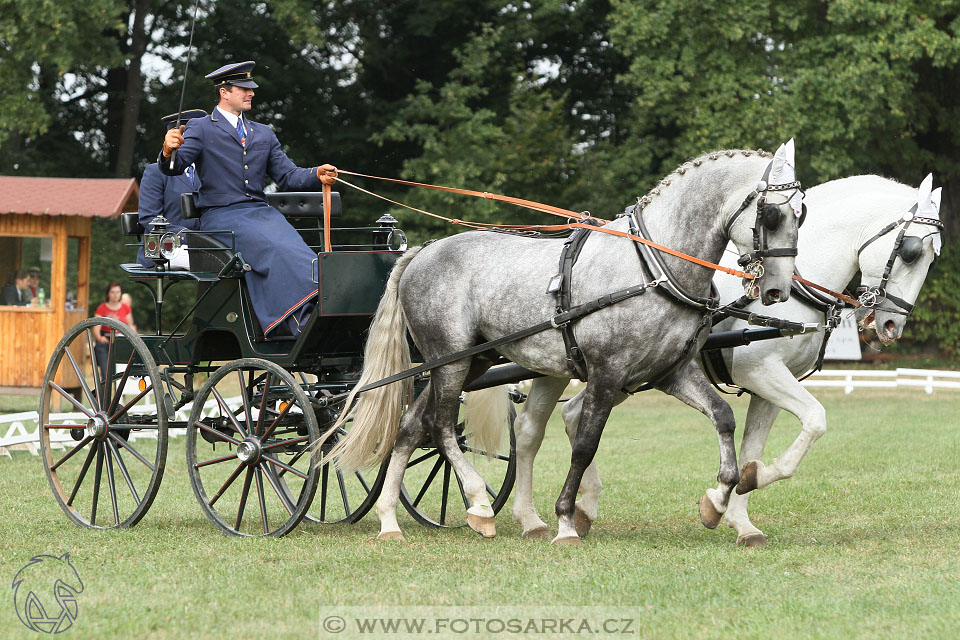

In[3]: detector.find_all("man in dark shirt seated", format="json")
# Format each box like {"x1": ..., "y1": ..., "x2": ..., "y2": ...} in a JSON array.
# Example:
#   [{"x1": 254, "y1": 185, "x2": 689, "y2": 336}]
[{"x1": 1, "y1": 270, "x2": 30, "y2": 306}]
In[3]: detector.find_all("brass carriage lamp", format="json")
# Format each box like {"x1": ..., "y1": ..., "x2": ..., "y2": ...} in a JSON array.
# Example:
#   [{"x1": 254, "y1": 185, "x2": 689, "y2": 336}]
[
  {"x1": 143, "y1": 215, "x2": 182, "y2": 265},
  {"x1": 372, "y1": 214, "x2": 407, "y2": 251}
]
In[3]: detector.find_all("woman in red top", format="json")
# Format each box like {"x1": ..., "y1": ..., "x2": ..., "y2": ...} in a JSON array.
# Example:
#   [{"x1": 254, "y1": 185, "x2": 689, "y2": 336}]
[{"x1": 92, "y1": 282, "x2": 137, "y2": 386}]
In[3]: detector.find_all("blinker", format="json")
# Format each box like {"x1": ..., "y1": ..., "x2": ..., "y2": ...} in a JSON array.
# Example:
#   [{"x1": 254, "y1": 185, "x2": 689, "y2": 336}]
[
  {"x1": 760, "y1": 202, "x2": 783, "y2": 232},
  {"x1": 898, "y1": 235, "x2": 923, "y2": 265}
]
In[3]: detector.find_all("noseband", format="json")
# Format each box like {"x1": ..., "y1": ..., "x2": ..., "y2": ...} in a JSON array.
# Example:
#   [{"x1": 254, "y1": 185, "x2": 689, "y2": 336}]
[
  {"x1": 855, "y1": 203, "x2": 943, "y2": 316},
  {"x1": 724, "y1": 160, "x2": 804, "y2": 295}
]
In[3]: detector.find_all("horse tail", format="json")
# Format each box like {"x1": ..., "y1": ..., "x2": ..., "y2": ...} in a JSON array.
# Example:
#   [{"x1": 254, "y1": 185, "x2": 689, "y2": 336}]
[
  {"x1": 462, "y1": 387, "x2": 510, "y2": 457},
  {"x1": 316, "y1": 246, "x2": 423, "y2": 473}
]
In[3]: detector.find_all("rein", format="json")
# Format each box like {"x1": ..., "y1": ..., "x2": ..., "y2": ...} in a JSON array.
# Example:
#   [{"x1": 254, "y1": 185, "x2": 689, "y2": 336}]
[{"x1": 331, "y1": 169, "x2": 858, "y2": 306}]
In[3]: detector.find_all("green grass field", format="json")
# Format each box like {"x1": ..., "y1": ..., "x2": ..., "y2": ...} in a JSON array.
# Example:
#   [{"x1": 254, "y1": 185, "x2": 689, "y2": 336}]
[{"x1": 2, "y1": 388, "x2": 958, "y2": 639}]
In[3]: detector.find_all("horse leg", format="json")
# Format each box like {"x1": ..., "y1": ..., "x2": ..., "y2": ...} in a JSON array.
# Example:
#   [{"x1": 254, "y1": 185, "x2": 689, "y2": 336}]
[
  {"x1": 723, "y1": 394, "x2": 780, "y2": 547},
  {"x1": 657, "y1": 361, "x2": 739, "y2": 530},
  {"x1": 512, "y1": 376, "x2": 568, "y2": 538},
  {"x1": 553, "y1": 379, "x2": 617, "y2": 545},
  {"x1": 428, "y1": 363, "x2": 498, "y2": 537},
  {"x1": 559, "y1": 388, "x2": 628, "y2": 538},
  {"x1": 735, "y1": 363, "x2": 827, "y2": 493},
  {"x1": 375, "y1": 388, "x2": 430, "y2": 541}
]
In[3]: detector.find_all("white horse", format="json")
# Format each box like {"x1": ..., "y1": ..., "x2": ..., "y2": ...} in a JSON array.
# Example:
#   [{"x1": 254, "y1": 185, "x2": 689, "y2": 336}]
[{"x1": 511, "y1": 174, "x2": 944, "y2": 544}]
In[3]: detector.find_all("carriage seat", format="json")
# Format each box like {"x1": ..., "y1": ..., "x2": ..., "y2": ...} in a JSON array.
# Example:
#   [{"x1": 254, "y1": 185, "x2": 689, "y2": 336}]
[{"x1": 180, "y1": 191, "x2": 342, "y2": 219}]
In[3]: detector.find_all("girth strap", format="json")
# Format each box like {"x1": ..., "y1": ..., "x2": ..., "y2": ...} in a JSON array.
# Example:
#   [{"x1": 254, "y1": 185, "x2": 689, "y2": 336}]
[{"x1": 549, "y1": 219, "x2": 604, "y2": 381}]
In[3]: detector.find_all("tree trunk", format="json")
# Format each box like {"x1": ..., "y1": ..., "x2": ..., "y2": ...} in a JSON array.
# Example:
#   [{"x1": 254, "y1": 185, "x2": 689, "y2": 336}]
[{"x1": 113, "y1": 0, "x2": 150, "y2": 178}]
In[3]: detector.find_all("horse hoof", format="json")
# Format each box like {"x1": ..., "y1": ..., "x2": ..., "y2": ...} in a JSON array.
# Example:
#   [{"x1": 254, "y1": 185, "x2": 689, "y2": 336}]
[
  {"x1": 737, "y1": 533, "x2": 767, "y2": 548},
  {"x1": 552, "y1": 534, "x2": 581, "y2": 546},
  {"x1": 736, "y1": 461, "x2": 760, "y2": 495},
  {"x1": 521, "y1": 526, "x2": 551, "y2": 540},
  {"x1": 573, "y1": 507, "x2": 593, "y2": 538},
  {"x1": 466, "y1": 513, "x2": 497, "y2": 538},
  {"x1": 377, "y1": 531, "x2": 405, "y2": 542},
  {"x1": 698, "y1": 495, "x2": 722, "y2": 529}
]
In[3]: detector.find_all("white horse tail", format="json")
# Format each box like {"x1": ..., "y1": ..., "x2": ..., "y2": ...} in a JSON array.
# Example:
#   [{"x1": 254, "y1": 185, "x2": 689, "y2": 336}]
[
  {"x1": 318, "y1": 246, "x2": 423, "y2": 473},
  {"x1": 462, "y1": 387, "x2": 510, "y2": 457}
]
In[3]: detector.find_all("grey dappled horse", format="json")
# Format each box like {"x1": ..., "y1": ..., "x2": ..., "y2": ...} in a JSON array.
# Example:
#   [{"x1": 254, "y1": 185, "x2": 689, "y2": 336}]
[
  {"x1": 516, "y1": 174, "x2": 942, "y2": 545},
  {"x1": 325, "y1": 144, "x2": 803, "y2": 543}
]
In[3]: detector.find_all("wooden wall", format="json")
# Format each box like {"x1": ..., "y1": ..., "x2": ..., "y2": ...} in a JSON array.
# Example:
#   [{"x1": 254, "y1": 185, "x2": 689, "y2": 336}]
[{"x1": 0, "y1": 213, "x2": 92, "y2": 390}]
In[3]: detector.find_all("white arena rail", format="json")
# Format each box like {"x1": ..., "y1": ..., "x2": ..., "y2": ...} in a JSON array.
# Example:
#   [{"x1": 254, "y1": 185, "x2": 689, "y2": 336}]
[{"x1": 800, "y1": 368, "x2": 960, "y2": 395}]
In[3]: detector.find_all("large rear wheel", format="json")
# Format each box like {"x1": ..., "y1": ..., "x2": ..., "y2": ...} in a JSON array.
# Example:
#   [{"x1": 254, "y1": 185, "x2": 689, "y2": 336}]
[{"x1": 39, "y1": 317, "x2": 167, "y2": 529}]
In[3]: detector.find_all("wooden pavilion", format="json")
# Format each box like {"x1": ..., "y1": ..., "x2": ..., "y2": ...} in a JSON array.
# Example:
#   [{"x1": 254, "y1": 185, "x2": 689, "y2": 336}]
[{"x1": 0, "y1": 176, "x2": 139, "y2": 393}]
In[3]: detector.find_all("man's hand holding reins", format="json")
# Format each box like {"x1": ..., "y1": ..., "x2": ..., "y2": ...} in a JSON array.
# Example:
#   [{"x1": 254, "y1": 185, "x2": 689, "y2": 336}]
[{"x1": 317, "y1": 163, "x2": 338, "y2": 185}]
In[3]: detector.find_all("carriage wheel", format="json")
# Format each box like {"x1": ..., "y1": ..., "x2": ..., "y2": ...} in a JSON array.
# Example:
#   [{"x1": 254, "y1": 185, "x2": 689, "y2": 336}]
[
  {"x1": 300, "y1": 408, "x2": 389, "y2": 525},
  {"x1": 39, "y1": 317, "x2": 167, "y2": 529},
  {"x1": 185, "y1": 359, "x2": 319, "y2": 537},
  {"x1": 399, "y1": 404, "x2": 516, "y2": 528}
]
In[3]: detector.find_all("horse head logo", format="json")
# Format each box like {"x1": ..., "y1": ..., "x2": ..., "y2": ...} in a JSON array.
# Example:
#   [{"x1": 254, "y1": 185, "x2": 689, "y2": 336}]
[{"x1": 11, "y1": 553, "x2": 84, "y2": 634}]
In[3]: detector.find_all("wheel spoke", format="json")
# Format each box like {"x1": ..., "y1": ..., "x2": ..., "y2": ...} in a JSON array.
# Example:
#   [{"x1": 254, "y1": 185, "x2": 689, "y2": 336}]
[
  {"x1": 212, "y1": 387, "x2": 247, "y2": 439},
  {"x1": 109, "y1": 433, "x2": 154, "y2": 471},
  {"x1": 107, "y1": 439, "x2": 140, "y2": 504},
  {"x1": 453, "y1": 468, "x2": 470, "y2": 510},
  {"x1": 440, "y1": 462, "x2": 451, "y2": 526},
  {"x1": 66, "y1": 445, "x2": 98, "y2": 506},
  {"x1": 234, "y1": 467, "x2": 254, "y2": 529},
  {"x1": 196, "y1": 421, "x2": 242, "y2": 447},
  {"x1": 261, "y1": 454, "x2": 307, "y2": 480},
  {"x1": 194, "y1": 453, "x2": 238, "y2": 469},
  {"x1": 413, "y1": 457, "x2": 445, "y2": 508},
  {"x1": 255, "y1": 373, "x2": 273, "y2": 437},
  {"x1": 86, "y1": 328, "x2": 103, "y2": 410},
  {"x1": 407, "y1": 448, "x2": 440, "y2": 469},
  {"x1": 320, "y1": 463, "x2": 329, "y2": 520},
  {"x1": 261, "y1": 436, "x2": 308, "y2": 451},
  {"x1": 462, "y1": 445, "x2": 511, "y2": 462},
  {"x1": 51, "y1": 436, "x2": 94, "y2": 471},
  {"x1": 337, "y1": 469, "x2": 350, "y2": 515},
  {"x1": 109, "y1": 383, "x2": 152, "y2": 423},
  {"x1": 239, "y1": 369, "x2": 254, "y2": 430},
  {"x1": 255, "y1": 468, "x2": 268, "y2": 534},
  {"x1": 260, "y1": 396, "x2": 295, "y2": 442},
  {"x1": 62, "y1": 345, "x2": 96, "y2": 408},
  {"x1": 210, "y1": 462, "x2": 246, "y2": 507},
  {"x1": 275, "y1": 444, "x2": 309, "y2": 478},
  {"x1": 355, "y1": 471, "x2": 371, "y2": 493},
  {"x1": 106, "y1": 348, "x2": 137, "y2": 416},
  {"x1": 262, "y1": 466, "x2": 295, "y2": 516},
  {"x1": 47, "y1": 381, "x2": 94, "y2": 418},
  {"x1": 104, "y1": 443, "x2": 120, "y2": 525},
  {"x1": 90, "y1": 444, "x2": 104, "y2": 526},
  {"x1": 485, "y1": 481, "x2": 498, "y2": 500}
]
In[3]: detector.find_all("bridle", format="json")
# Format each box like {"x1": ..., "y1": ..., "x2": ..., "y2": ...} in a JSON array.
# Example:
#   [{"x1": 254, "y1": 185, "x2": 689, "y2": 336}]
[
  {"x1": 855, "y1": 203, "x2": 943, "y2": 316},
  {"x1": 723, "y1": 159, "x2": 805, "y2": 297}
]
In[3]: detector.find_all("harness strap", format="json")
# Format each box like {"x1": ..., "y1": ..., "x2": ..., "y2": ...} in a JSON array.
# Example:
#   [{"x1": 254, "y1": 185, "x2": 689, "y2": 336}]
[
  {"x1": 356, "y1": 280, "x2": 658, "y2": 394},
  {"x1": 551, "y1": 219, "x2": 603, "y2": 381}
]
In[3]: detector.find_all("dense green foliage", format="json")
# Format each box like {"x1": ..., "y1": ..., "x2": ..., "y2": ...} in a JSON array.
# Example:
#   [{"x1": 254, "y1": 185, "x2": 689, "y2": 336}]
[{"x1": 1, "y1": 1, "x2": 958, "y2": 351}]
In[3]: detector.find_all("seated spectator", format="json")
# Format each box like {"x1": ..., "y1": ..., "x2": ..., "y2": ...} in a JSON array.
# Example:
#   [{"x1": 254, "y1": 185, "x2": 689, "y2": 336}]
[
  {"x1": 1, "y1": 270, "x2": 30, "y2": 306},
  {"x1": 92, "y1": 282, "x2": 137, "y2": 385}
]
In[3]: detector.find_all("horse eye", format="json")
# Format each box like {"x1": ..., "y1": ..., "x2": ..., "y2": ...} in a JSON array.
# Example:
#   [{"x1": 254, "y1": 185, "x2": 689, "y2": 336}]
[
  {"x1": 761, "y1": 203, "x2": 782, "y2": 231},
  {"x1": 898, "y1": 236, "x2": 923, "y2": 264}
]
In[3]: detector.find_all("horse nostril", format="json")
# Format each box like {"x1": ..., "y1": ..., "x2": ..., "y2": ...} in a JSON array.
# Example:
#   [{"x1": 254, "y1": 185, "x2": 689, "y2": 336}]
[
  {"x1": 767, "y1": 289, "x2": 782, "y2": 302},
  {"x1": 885, "y1": 319, "x2": 896, "y2": 334}
]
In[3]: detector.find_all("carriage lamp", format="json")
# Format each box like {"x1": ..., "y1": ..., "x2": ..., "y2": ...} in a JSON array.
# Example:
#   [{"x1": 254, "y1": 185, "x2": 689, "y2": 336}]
[
  {"x1": 372, "y1": 214, "x2": 408, "y2": 251},
  {"x1": 143, "y1": 215, "x2": 182, "y2": 263}
]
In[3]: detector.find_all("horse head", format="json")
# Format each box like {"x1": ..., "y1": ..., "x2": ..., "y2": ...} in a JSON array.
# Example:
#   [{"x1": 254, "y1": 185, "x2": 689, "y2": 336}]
[
  {"x1": 854, "y1": 174, "x2": 943, "y2": 344},
  {"x1": 725, "y1": 138, "x2": 802, "y2": 305}
]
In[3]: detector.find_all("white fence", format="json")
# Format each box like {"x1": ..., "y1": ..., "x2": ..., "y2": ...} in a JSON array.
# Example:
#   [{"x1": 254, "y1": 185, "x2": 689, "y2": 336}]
[
  {"x1": 801, "y1": 368, "x2": 960, "y2": 394},
  {"x1": 0, "y1": 396, "x2": 240, "y2": 458}
]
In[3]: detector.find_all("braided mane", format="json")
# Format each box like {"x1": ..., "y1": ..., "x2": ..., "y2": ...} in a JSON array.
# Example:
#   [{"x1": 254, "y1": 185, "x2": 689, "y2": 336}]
[{"x1": 636, "y1": 148, "x2": 772, "y2": 208}]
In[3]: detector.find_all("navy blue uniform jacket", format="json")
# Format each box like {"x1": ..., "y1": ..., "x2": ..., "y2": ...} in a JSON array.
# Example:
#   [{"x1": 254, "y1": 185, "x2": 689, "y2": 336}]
[
  {"x1": 136, "y1": 163, "x2": 201, "y2": 268},
  {"x1": 159, "y1": 110, "x2": 323, "y2": 336}
]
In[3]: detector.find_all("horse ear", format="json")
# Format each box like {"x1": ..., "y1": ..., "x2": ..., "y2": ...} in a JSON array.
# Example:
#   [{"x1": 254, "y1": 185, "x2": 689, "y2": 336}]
[
  {"x1": 930, "y1": 186, "x2": 943, "y2": 256},
  {"x1": 916, "y1": 173, "x2": 933, "y2": 211},
  {"x1": 59, "y1": 552, "x2": 71, "y2": 562},
  {"x1": 769, "y1": 139, "x2": 795, "y2": 186},
  {"x1": 784, "y1": 138, "x2": 795, "y2": 168}
]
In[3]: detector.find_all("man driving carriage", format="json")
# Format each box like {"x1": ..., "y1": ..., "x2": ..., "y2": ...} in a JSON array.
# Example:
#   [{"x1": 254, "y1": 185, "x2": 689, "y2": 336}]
[{"x1": 160, "y1": 60, "x2": 337, "y2": 337}]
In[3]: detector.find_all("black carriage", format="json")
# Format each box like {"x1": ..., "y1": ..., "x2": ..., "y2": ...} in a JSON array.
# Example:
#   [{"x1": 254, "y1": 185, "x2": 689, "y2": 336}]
[{"x1": 38, "y1": 192, "x2": 516, "y2": 536}]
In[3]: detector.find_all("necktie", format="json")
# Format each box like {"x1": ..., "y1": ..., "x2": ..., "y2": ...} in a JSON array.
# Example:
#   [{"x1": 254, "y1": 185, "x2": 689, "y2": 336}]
[{"x1": 236, "y1": 118, "x2": 245, "y2": 145}]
